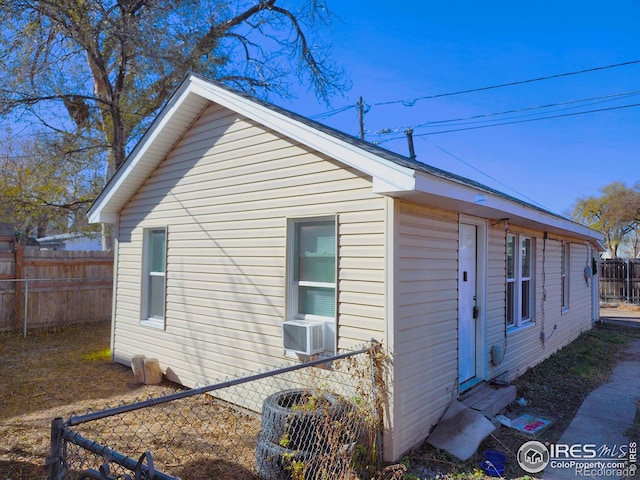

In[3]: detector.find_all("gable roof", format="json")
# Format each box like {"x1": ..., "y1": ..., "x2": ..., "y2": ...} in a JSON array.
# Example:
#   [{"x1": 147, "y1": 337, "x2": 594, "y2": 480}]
[{"x1": 87, "y1": 73, "x2": 604, "y2": 250}]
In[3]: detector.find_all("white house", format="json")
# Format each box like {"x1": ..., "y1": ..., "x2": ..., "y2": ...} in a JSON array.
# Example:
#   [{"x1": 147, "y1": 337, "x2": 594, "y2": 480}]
[
  {"x1": 88, "y1": 73, "x2": 604, "y2": 461},
  {"x1": 36, "y1": 232, "x2": 102, "y2": 251}
]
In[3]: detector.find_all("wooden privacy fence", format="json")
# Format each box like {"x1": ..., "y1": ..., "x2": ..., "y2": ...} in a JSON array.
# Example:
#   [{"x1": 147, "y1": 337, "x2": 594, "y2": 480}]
[
  {"x1": 0, "y1": 244, "x2": 114, "y2": 333},
  {"x1": 599, "y1": 258, "x2": 640, "y2": 304}
]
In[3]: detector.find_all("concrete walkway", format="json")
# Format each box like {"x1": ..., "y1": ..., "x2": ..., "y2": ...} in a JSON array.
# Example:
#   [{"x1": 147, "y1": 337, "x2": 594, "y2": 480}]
[
  {"x1": 600, "y1": 307, "x2": 640, "y2": 328},
  {"x1": 542, "y1": 314, "x2": 640, "y2": 479}
]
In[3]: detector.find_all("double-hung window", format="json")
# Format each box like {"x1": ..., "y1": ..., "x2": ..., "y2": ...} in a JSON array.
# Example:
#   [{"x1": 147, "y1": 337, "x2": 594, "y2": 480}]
[
  {"x1": 561, "y1": 242, "x2": 570, "y2": 311},
  {"x1": 142, "y1": 227, "x2": 167, "y2": 328},
  {"x1": 288, "y1": 218, "x2": 336, "y2": 352},
  {"x1": 506, "y1": 233, "x2": 534, "y2": 329}
]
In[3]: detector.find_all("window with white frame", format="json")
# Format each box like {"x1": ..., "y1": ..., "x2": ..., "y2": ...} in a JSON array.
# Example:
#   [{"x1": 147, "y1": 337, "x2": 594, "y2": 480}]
[
  {"x1": 142, "y1": 227, "x2": 166, "y2": 327},
  {"x1": 288, "y1": 218, "x2": 336, "y2": 352},
  {"x1": 561, "y1": 241, "x2": 570, "y2": 311},
  {"x1": 506, "y1": 233, "x2": 534, "y2": 329}
]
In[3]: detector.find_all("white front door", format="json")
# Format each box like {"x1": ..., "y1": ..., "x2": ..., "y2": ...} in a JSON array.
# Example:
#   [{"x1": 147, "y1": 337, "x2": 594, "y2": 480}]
[{"x1": 458, "y1": 223, "x2": 478, "y2": 385}]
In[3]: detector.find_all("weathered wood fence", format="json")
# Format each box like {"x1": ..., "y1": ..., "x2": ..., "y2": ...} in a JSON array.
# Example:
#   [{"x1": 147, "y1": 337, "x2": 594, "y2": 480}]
[
  {"x1": 599, "y1": 259, "x2": 640, "y2": 304},
  {"x1": 0, "y1": 244, "x2": 113, "y2": 333}
]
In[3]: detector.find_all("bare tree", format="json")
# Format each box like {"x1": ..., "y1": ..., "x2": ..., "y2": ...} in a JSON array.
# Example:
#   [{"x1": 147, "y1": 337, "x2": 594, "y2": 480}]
[{"x1": 0, "y1": 0, "x2": 347, "y2": 177}]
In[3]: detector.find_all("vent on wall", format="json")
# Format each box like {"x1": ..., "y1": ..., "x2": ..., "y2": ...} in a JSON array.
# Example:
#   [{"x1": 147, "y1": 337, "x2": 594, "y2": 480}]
[{"x1": 282, "y1": 321, "x2": 325, "y2": 355}]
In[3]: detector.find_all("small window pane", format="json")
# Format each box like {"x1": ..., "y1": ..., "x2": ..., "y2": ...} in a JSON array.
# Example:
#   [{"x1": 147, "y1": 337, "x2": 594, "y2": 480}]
[
  {"x1": 521, "y1": 279, "x2": 530, "y2": 320},
  {"x1": 298, "y1": 286, "x2": 335, "y2": 317},
  {"x1": 506, "y1": 235, "x2": 515, "y2": 278},
  {"x1": 506, "y1": 281, "x2": 515, "y2": 326},
  {"x1": 149, "y1": 229, "x2": 166, "y2": 273},
  {"x1": 148, "y1": 275, "x2": 165, "y2": 318},
  {"x1": 521, "y1": 238, "x2": 531, "y2": 278},
  {"x1": 296, "y1": 221, "x2": 335, "y2": 283}
]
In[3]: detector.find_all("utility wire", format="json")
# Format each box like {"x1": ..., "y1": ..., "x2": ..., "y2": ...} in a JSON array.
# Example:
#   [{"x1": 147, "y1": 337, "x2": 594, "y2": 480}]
[
  {"x1": 435, "y1": 146, "x2": 554, "y2": 212},
  {"x1": 309, "y1": 104, "x2": 355, "y2": 120},
  {"x1": 370, "y1": 59, "x2": 640, "y2": 106},
  {"x1": 372, "y1": 90, "x2": 640, "y2": 135},
  {"x1": 309, "y1": 58, "x2": 640, "y2": 118},
  {"x1": 377, "y1": 102, "x2": 640, "y2": 140}
]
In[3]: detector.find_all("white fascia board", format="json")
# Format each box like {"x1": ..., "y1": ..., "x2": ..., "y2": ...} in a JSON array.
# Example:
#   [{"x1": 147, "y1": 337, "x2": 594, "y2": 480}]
[
  {"x1": 88, "y1": 80, "x2": 205, "y2": 224},
  {"x1": 190, "y1": 78, "x2": 417, "y2": 193},
  {"x1": 90, "y1": 75, "x2": 416, "y2": 225},
  {"x1": 92, "y1": 211, "x2": 119, "y2": 224},
  {"x1": 414, "y1": 172, "x2": 603, "y2": 244}
]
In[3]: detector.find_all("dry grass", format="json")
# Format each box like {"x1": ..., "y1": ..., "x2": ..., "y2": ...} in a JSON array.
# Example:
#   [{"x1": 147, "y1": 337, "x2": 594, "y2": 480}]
[
  {"x1": 2, "y1": 320, "x2": 639, "y2": 480},
  {"x1": 601, "y1": 301, "x2": 640, "y2": 312},
  {"x1": 0, "y1": 322, "x2": 379, "y2": 480},
  {"x1": 0, "y1": 322, "x2": 177, "y2": 479}
]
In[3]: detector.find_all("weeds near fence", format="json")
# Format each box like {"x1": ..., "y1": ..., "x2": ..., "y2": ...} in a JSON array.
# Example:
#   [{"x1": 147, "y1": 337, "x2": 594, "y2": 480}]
[{"x1": 49, "y1": 342, "x2": 388, "y2": 480}]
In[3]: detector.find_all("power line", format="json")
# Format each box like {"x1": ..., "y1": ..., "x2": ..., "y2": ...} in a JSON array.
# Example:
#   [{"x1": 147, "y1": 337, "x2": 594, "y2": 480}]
[
  {"x1": 370, "y1": 58, "x2": 640, "y2": 107},
  {"x1": 434, "y1": 146, "x2": 554, "y2": 212},
  {"x1": 309, "y1": 104, "x2": 356, "y2": 120},
  {"x1": 371, "y1": 90, "x2": 640, "y2": 135},
  {"x1": 377, "y1": 102, "x2": 640, "y2": 141},
  {"x1": 309, "y1": 58, "x2": 640, "y2": 119}
]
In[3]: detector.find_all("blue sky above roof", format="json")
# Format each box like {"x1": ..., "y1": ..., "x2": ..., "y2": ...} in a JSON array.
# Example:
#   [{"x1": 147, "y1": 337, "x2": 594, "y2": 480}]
[{"x1": 272, "y1": 1, "x2": 640, "y2": 217}]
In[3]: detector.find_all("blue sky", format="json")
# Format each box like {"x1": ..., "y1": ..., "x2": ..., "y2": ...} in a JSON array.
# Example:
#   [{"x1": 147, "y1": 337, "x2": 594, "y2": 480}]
[{"x1": 274, "y1": 1, "x2": 640, "y2": 217}]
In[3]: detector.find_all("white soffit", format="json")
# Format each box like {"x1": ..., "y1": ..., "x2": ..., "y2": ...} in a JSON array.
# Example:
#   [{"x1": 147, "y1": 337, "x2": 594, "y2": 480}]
[{"x1": 413, "y1": 171, "x2": 603, "y2": 248}]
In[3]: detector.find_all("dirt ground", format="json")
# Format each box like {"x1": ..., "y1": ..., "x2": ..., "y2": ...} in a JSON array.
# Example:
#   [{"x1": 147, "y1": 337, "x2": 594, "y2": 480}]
[
  {"x1": 0, "y1": 322, "x2": 178, "y2": 479},
  {"x1": 1, "y1": 315, "x2": 639, "y2": 480}
]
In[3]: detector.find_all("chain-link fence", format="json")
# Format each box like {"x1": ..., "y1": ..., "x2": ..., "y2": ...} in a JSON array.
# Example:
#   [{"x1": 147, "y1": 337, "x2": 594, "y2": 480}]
[
  {"x1": 0, "y1": 277, "x2": 112, "y2": 334},
  {"x1": 0, "y1": 279, "x2": 20, "y2": 331},
  {"x1": 48, "y1": 342, "x2": 387, "y2": 480}
]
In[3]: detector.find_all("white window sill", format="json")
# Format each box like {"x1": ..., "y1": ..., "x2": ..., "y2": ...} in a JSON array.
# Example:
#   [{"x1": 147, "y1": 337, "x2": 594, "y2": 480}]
[
  {"x1": 507, "y1": 321, "x2": 535, "y2": 335},
  {"x1": 140, "y1": 318, "x2": 165, "y2": 330}
]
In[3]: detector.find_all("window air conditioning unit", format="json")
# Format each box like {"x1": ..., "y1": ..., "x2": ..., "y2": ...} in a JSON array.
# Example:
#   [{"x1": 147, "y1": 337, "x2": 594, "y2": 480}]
[{"x1": 282, "y1": 321, "x2": 325, "y2": 355}]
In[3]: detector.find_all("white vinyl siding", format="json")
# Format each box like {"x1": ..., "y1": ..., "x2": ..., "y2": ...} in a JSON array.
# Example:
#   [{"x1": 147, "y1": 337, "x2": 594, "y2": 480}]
[
  {"x1": 112, "y1": 103, "x2": 386, "y2": 388},
  {"x1": 392, "y1": 202, "x2": 459, "y2": 457}
]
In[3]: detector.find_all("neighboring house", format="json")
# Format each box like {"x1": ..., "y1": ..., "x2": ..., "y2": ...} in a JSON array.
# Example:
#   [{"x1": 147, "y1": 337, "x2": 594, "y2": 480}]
[
  {"x1": 36, "y1": 232, "x2": 102, "y2": 251},
  {"x1": 88, "y1": 73, "x2": 604, "y2": 461}
]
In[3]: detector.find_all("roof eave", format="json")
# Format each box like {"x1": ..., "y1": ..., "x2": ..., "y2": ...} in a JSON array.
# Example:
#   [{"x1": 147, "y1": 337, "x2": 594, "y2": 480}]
[
  {"x1": 88, "y1": 74, "x2": 417, "y2": 224},
  {"x1": 406, "y1": 171, "x2": 605, "y2": 249},
  {"x1": 88, "y1": 75, "x2": 210, "y2": 224}
]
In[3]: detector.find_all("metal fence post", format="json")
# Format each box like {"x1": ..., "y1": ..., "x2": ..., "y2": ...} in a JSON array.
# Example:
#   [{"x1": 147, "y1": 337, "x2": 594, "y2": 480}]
[
  {"x1": 47, "y1": 417, "x2": 65, "y2": 480},
  {"x1": 627, "y1": 259, "x2": 631, "y2": 303},
  {"x1": 369, "y1": 340, "x2": 384, "y2": 470},
  {"x1": 23, "y1": 278, "x2": 28, "y2": 338}
]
